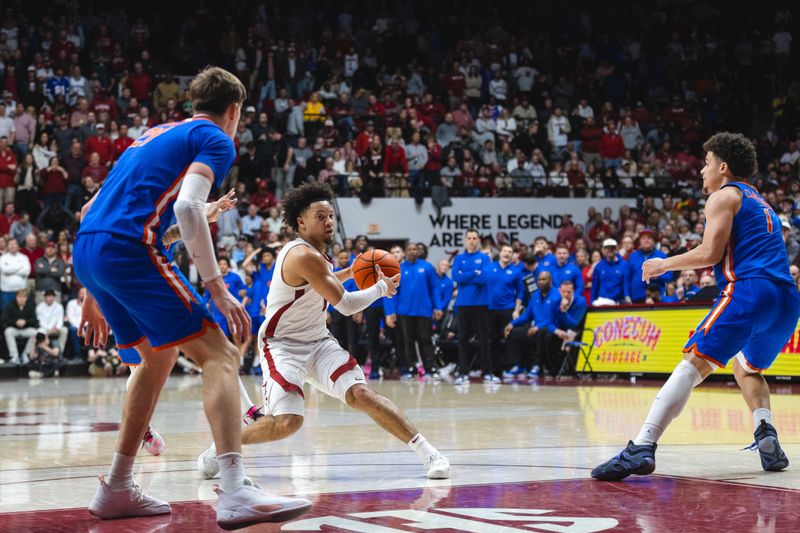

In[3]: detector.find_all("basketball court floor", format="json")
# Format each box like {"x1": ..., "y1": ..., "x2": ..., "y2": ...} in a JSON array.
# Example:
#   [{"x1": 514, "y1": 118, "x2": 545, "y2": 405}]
[{"x1": 1, "y1": 374, "x2": 799, "y2": 532}]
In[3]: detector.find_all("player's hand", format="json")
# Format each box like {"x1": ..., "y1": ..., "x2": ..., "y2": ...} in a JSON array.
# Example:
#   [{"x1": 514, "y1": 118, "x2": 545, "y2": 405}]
[
  {"x1": 206, "y1": 188, "x2": 238, "y2": 224},
  {"x1": 375, "y1": 265, "x2": 400, "y2": 298},
  {"x1": 208, "y1": 278, "x2": 251, "y2": 343},
  {"x1": 79, "y1": 293, "x2": 109, "y2": 348},
  {"x1": 641, "y1": 257, "x2": 667, "y2": 283},
  {"x1": 161, "y1": 224, "x2": 181, "y2": 249}
]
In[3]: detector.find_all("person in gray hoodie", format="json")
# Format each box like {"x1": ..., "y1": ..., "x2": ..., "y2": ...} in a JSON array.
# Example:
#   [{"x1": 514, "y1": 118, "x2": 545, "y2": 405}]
[{"x1": 405, "y1": 132, "x2": 429, "y2": 203}]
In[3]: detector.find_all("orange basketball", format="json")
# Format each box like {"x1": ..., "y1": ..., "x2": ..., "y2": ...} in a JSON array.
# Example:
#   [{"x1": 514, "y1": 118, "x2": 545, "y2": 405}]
[{"x1": 352, "y1": 249, "x2": 401, "y2": 289}]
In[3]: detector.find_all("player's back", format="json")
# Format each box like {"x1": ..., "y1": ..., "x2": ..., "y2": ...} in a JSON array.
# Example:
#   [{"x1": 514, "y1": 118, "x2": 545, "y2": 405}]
[
  {"x1": 261, "y1": 239, "x2": 331, "y2": 343},
  {"x1": 713, "y1": 182, "x2": 795, "y2": 288},
  {"x1": 78, "y1": 118, "x2": 234, "y2": 248}
]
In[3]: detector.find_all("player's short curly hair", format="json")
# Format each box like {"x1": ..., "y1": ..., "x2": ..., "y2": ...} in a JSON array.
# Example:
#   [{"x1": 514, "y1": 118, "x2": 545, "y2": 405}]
[
  {"x1": 281, "y1": 182, "x2": 334, "y2": 232},
  {"x1": 702, "y1": 132, "x2": 758, "y2": 179}
]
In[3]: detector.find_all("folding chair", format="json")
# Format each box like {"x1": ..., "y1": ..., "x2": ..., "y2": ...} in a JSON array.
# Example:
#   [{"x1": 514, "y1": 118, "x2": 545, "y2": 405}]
[{"x1": 556, "y1": 328, "x2": 595, "y2": 381}]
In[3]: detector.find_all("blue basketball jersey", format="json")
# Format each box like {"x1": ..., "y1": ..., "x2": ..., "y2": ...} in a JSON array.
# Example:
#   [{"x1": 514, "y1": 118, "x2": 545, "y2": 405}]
[
  {"x1": 78, "y1": 117, "x2": 235, "y2": 246},
  {"x1": 713, "y1": 182, "x2": 794, "y2": 288}
]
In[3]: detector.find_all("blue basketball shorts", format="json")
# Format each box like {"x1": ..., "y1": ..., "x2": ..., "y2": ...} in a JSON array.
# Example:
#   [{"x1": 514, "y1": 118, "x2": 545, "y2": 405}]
[
  {"x1": 73, "y1": 232, "x2": 217, "y2": 356},
  {"x1": 683, "y1": 278, "x2": 800, "y2": 372}
]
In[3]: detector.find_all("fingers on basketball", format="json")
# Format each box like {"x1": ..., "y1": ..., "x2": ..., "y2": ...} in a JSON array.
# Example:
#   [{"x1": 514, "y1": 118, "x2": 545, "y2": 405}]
[{"x1": 352, "y1": 249, "x2": 400, "y2": 289}]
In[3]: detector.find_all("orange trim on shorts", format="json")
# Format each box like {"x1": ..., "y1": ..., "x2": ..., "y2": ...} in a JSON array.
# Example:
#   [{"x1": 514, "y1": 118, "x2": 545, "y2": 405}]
[
  {"x1": 682, "y1": 343, "x2": 725, "y2": 368},
  {"x1": 702, "y1": 282, "x2": 735, "y2": 335},
  {"x1": 150, "y1": 319, "x2": 220, "y2": 352},
  {"x1": 121, "y1": 362, "x2": 141, "y2": 367},
  {"x1": 117, "y1": 336, "x2": 146, "y2": 349},
  {"x1": 739, "y1": 352, "x2": 766, "y2": 373}
]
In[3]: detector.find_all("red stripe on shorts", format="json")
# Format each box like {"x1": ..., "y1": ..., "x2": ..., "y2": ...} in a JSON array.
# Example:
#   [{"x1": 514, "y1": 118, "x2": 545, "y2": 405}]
[
  {"x1": 262, "y1": 343, "x2": 304, "y2": 398},
  {"x1": 330, "y1": 355, "x2": 358, "y2": 383}
]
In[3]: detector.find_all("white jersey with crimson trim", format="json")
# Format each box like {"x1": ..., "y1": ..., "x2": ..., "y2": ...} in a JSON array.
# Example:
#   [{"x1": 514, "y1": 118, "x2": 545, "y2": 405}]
[{"x1": 260, "y1": 238, "x2": 332, "y2": 343}]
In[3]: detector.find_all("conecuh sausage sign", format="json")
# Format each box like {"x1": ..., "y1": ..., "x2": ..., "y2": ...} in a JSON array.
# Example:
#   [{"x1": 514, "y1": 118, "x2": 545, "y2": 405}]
[{"x1": 335, "y1": 197, "x2": 633, "y2": 263}]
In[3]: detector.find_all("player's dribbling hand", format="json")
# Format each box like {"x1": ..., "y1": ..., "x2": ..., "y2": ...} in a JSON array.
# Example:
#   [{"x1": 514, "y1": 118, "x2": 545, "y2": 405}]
[
  {"x1": 79, "y1": 293, "x2": 109, "y2": 348},
  {"x1": 641, "y1": 257, "x2": 667, "y2": 283},
  {"x1": 375, "y1": 265, "x2": 400, "y2": 298}
]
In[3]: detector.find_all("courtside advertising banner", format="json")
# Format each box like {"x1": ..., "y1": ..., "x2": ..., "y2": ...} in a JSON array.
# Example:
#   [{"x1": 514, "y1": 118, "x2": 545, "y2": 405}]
[
  {"x1": 336, "y1": 198, "x2": 632, "y2": 263},
  {"x1": 584, "y1": 306, "x2": 800, "y2": 376}
]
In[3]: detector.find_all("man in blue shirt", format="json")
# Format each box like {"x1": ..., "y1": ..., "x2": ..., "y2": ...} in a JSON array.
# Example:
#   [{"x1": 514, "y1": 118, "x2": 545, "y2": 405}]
[
  {"x1": 488, "y1": 244, "x2": 524, "y2": 378},
  {"x1": 546, "y1": 243, "x2": 584, "y2": 293},
  {"x1": 205, "y1": 257, "x2": 248, "y2": 339},
  {"x1": 386, "y1": 243, "x2": 442, "y2": 380},
  {"x1": 452, "y1": 228, "x2": 496, "y2": 384},
  {"x1": 241, "y1": 246, "x2": 275, "y2": 368},
  {"x1": 543, "y1": 279, "x2": 588, "y2": 375},
  {"x1": 435, "y1": 258, "x2": 455, "y2": 336},
  {"x1": 503, "y1": 271, "x2": 559, "y2": 378},
  {"x1": 590, "y1": 238, "x2": 632, "y2": 305},
  {"x1": 628, "y1": 229, "x2": 670, "y2": 303},
  {"x1": 518, "y1": 251, "x2": 538, "y2": 307}
]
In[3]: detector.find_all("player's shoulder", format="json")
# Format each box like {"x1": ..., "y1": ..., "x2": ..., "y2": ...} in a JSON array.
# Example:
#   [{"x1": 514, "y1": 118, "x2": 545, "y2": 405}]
[{"x1": 286, "y1": 242, "x2": 327, "y2": 265}]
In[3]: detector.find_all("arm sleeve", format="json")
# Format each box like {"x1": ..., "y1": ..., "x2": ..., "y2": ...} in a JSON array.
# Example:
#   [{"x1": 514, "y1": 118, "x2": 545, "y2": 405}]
[
  {"x1": 511, "y1": 305, "x2": 532, "y2": 327},
  {"x1": 334, "y1": 280, "x2": 388, "y2": 316},
  {"x1": 563, "y1": 298, "x2": 587, "y2": 330},
  {"x1": 451, "y1": 257, "x2": 477, "y2": 283},
  {"x1": 173, "y1": 172, "x2": 221, "y2": 282}
]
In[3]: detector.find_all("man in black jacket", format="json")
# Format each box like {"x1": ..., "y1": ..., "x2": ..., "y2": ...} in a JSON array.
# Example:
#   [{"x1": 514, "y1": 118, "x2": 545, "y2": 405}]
[{"x1": 2, "y1": 289, "x2": 38, "y2": 364}]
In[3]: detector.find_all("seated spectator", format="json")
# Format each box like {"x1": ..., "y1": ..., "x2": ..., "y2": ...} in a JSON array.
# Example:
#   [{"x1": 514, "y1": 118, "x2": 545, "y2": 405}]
[
  {"x1": 2, "y1": 289, "x2": 38, "y2": 365},
  {"x1": 544, "y1": 279, "x2": 588, "y2": 374},
  {"x1": 676, "y1": 270, "x2": 701, "y2": 301},
  {"x1": 36, "y1": 289, "x2": 67, "y2": 352},
  {"x1": 87, "y1": 337, "x2": 125, "y2": 377},
  {"x1": 34, "y1": 242, "x2": 67, "y2": 298},
  {"x1": 26, "y1": 331, "x2": 65, "y2": 379},
  {"x1": 241, "y1": 203, "x2": 263, "y2": 238}
]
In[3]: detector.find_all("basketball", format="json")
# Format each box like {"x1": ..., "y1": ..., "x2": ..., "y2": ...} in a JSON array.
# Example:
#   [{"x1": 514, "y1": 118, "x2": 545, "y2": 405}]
[{"x1": 352, "y1": 249, "x2": 400, "y2": 289}]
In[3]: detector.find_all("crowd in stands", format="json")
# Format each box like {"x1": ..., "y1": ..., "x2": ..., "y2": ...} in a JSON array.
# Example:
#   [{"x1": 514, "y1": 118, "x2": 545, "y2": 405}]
[{"x1": 0, "y1": 1, "x2": 799, "y2": 379}]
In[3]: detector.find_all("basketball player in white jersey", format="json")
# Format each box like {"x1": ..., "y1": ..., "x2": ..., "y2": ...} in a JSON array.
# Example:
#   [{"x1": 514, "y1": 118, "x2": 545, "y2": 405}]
[{"x1": 198, "y1": 182, "x2": 451, "y2": 479}]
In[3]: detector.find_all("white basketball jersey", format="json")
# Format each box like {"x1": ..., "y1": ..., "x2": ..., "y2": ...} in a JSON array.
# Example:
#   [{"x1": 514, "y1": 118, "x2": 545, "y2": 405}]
[{"x1": 260, "y1": 238, "x2": 332, "y2": 343}]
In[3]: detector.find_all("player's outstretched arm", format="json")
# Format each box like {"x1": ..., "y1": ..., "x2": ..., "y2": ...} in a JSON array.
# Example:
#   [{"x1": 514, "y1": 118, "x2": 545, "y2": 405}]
[
  {"x1": 641, "y1": 188, "x2": 737, "y2": 283},
  {"x1": 162, "y1": 188, "x2": 238, "y2": 248}
]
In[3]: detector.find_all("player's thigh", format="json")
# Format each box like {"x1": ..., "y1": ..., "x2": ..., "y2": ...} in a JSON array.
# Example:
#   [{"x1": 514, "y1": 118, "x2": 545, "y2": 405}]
[
  {"x1": 308, "y1": 336, "x2": 365, "y2": 404},
  {"x1": 741, "y1": 284, "x2": 800, "y2": 371},
  {"x1": 683, "y1": 283, "x2": 755, "y2": 368},
  {"x1": 260, "y1": 338, "x2": 309, "y2": 416}
]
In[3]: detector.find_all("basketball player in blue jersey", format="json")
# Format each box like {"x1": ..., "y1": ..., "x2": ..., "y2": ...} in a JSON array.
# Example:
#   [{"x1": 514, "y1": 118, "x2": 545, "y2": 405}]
[
  {"x1": 73, "y1": 67, "x2": 311, "y2": 528},
  {"x1": 593, "y1": 132, "x2": 800, "y2": 481}
]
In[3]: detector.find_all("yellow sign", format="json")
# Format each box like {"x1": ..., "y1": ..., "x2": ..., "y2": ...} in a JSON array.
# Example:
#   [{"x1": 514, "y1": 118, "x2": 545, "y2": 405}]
[{"x1": 584, "y1": 307, "x2": 800, "y2": 376}]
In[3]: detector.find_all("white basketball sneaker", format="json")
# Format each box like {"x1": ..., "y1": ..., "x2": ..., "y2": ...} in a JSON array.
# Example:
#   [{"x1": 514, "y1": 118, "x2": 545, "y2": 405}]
[
  {"x1": 142, "y1": 426, "x2": 166, "y2": 456},
  {"x1": 197, "y1": 445, "x2": 220, "y2": 479},
  {"x1": 425, "y1": 452, "x2": 451, "y2": 479},
  {"x1": 88, "y1": 475, "x2": 171, "y2": 519},
  {"x1": 214, "y1": 483, "x2": 312, "y2": 530}
]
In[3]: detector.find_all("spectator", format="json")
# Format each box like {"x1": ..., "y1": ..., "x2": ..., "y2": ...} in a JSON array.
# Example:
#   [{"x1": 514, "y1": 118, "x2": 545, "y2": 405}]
[
  {"x1": 405, "y1": 131, "x2": 428, "y2": 203},
  {"x1": 13, "y1": 104, "x2": 36, "y2": 156},
  {"x1": 241, "y1": 203, "x2": 263, "y2": 237},
  {"x1": 0, "y1": 136, "x2": 16, "y2": 204},
  {"x1": 783, "y1": 219, "x2": 799, "y2": 264},
  {"x1": 435, "y1": 258, "x2": 454, "y2": 314},
  {"x1": 2, "y1": 289, "x2": 37, "y2": 365},
  {"x1": 383, "y1": 136, "x2": 408, "y2": 197},
  {"x1": 0, "y1": 239, "x2": 30, "y2": 308},
  {"x1": 84, "y1": 122, "x2": 113, "y2": 167},
  {"x1": 65, "y1": 287, "x2": 85, "y2": 358},
  {"x1": 676, "y1": 270, "x2": 701, "y2": 301},
  {"x1": 590, "y1": 238, "x2": 631, "y2": 305},
  {"x1": 112, "y1": 123, "x2": 133, "y2": 160},
  {"x1": 38, "y1": 156, "x2": 69, "y2": 208},
  {"x1": 546, "y1": 107, "x2": 570, "y2": 159},
  {"x1": 25, "y1": 331, "x2": 65, "y2": 378},
  {"x1": 435, "y1": 113, "x2": 457, "y2": 148},
  {"x1": 36, "y1": 289, "x2": 67, "y2": 351},
  {"x1": 34, "y1": 241, "x2": 66, "y2": 297},
  {"x1": 153, "y1": 74, "x2": 181, "y2": 110},
  {"x1": 599, "y1": 121, "x2": 625, "y2": 169},
  {"x1": 452, "y1": 228, "x2": 495, "y2": 384},
  {"x1": 82, "y1": 152, "x2": 109, "y2": 185}
]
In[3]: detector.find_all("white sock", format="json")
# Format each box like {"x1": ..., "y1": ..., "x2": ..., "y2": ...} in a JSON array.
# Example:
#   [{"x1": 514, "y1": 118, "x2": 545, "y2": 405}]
[
  {"x1": 107, "y1": 452, "x2": 135, "y2": 491},
  {"x1": 217, "y1": 452, "x2": 245, "y2": 492},
  {"x1": 238, "y1": 377, "x2": 254, "y2": 413},
  {"x1": 634, "y1": 360, "x2": 704, "y2": 445},
  {"x1": 753, "y1": 408, "x2": 773, "y2": 431},
  {"x1": 408, "y1": 433, "x2": 438, "y2": 462}
]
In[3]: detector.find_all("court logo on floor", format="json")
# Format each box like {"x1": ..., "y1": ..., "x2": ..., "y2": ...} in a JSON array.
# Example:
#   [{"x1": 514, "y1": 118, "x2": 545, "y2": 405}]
[{"x1": 282, "y1": 507, "x2": 618, "y2": 532}]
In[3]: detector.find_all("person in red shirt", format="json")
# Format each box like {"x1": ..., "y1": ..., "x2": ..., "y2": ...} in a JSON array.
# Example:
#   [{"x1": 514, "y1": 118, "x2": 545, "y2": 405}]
[
  {"x1": 367, "y1": 93, "x2": 385, "y2": 116},
  {"x1": 91, "y1": 90, "x2": 119, "y2": 120},
  {"x1": 127, "y1": 62, "x2": 153, "y2": 103},
  {"x1": 443, "y1": 63, "x2": 466, "y2": 99},
  {"x1": 21, "y1": 232, "x2": 44, "y2": 280},
  {"x1": 82, "y1": 152, "x2": 109, "y2": 185},
  {"x1": 383, "y1": 136, "x2": 408, "y2": 197},
  {"x1": 84, "y1": 123, "x2": 114, "y2": 166},
  {"x1": 0, "y1": 136, "x2": 16, "y2": 206},
  {"x1": 38, "y1": 156, "x2": 69, "y2": 208},
  {"x1": 113, "y1": 124, "x2": 134, "y2": 160},
  {"x1": 0, "y1": 202, "x2": 18, "y2": 235},
  {"x1": 354, "y1": 121, "x2": 375, "y2": 157},
  {"x1": 599, "y1": 121, "x2": 625, "y2": 169},
  {"x1": 250, "y1": 179, "x2": 277, "y2": 212}
]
